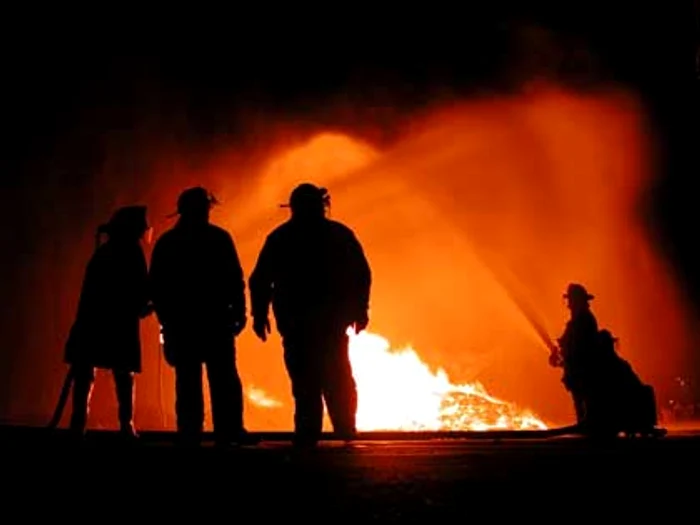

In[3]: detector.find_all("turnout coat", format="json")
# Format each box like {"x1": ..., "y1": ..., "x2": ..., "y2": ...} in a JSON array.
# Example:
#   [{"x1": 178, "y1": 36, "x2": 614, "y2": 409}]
[{"x1": 64, "y1": 240, "x2": 149, "y2": 373}]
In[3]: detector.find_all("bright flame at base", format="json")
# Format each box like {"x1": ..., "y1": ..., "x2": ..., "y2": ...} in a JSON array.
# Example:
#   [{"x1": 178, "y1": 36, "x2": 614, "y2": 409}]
[
  {"x1": 247, "y1": 328, "x2": 548, "y2": 431},
  {"x1": 347, "y1": 329, "x2": 547, "y2": 431}
]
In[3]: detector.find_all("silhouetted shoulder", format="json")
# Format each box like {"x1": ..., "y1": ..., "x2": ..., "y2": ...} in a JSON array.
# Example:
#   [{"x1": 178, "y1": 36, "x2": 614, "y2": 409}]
[
  {"x1": 206, "y1": 223, "x2": 235, "y2": 243},
  {"x1": 581, "y1": 309, "x2": 598, "y2": 328},
  {"x1": 90, "y1": 243, "x2": 111, "y2": 262},
  {"x1": 153, "y1": 227, "x2": 178, "y2": 247},
  {"x1": 88, "y1": 242, "x2": 134, "y2": 269},
  {"x1": 326, "y1": 219, "x2": 360, "y2": 241},
  {"x1": 154, "y1": 223, "x2": 234, "y2": 247},
  {"x1": 266, "y1": 221, "x2": 293, "y2": 243}
]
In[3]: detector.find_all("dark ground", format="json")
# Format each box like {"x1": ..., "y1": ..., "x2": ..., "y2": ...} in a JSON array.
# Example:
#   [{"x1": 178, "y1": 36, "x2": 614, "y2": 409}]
[{"x1": 2, "y1": 425, "x2": 698, "y2": 517}]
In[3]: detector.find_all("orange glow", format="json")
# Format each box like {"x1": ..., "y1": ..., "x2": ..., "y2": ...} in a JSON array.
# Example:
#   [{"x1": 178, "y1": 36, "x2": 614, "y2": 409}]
[
  {"x1": 46, "y1": 84, "x2": 694, "y2": 432},
  {"x1": 223, "y1": 85, "x2": 695, "y2": 430}
]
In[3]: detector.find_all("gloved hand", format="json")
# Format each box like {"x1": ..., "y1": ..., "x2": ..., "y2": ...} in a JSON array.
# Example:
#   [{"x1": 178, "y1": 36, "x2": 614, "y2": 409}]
[
  {"x1": 548, "y1": 350, "x2": 562, "y2": 367},
  {"x1": 353, "y1": 311, "x2": 369, "y2": 333},
  {"x1": 253, "y1": 317, "x2": 271, "y2": 342}
]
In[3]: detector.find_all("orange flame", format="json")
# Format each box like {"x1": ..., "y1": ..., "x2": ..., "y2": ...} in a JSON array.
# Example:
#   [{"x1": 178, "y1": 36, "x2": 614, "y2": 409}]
[
  {"x1": 348, "y1": 328, "x2": 546, "y2": 430},
  {"x1": 173, "y1": 85, "x2": 695, "y2": 432}
]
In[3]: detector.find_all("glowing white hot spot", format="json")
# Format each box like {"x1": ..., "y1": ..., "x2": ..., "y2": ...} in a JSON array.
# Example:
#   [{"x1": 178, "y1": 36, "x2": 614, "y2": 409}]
[
  {"x1": 247, "y1": 386, "x2": 283, "y2": 408},
  {"x1": 347, "y1": 328, "x2": 546, "y2": 431}
]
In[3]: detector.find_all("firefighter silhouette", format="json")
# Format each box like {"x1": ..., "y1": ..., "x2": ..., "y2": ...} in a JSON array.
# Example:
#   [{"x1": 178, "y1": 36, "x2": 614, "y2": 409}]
[
  {"x1": 552, "y1": 283, "x2": 599, "y2": 424},
  {"x1": 249, "y1": 183, "x2": 371, "y2": 447},
  {"x1": 551, "y1": 284, "x2": 662, "y2": 437},
  {"x1": 149, "y1": 187, "x2": 257, "y2": 446},
  {"x1": 63, "y1": 205, "x2": 153, "y2": 438}
]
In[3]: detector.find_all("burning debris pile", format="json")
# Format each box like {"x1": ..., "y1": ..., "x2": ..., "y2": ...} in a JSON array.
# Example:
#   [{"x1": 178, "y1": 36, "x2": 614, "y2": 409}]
[
  {"x1": 348, "y1": 329, "x2": 547, "y2": 431},
  {"x1": 437, "y1": 389, "x2": 546, "y2": 430}
]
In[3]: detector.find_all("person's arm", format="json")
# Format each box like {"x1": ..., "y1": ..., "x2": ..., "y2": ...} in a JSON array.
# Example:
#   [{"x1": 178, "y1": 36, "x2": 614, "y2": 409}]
[
  {"x1": 552, "y1": 324, "x2": 571, "y2": 368},
  {"x1": 73, "y1": 252, "x2": 100, "y2": 321},
  {"x1": 346, "y1": 231, "x2": 371, "y2": 330},
  {"x1": 222, "y1": 233, "x2": 247, "y2": 331},
  {"x1": 135, "y1": 247, "x2": 153, "y2": 319},
  {"x1": 148, "y1": 239, "x2": 169, "y2": 327},
  {"x1": 248, "y1": 235, "x2": 275, "y2": 322}
]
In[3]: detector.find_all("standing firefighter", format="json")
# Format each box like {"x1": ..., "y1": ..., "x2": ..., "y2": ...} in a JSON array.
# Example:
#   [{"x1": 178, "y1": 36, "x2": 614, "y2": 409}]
[
  {"x1": 551, "y1": 283, "x2": 599, "y2": 425},
  {"x1": 63, "y1": 205, "x2": 152, "y2": 438},
  {"x1": 249, "y1": 183, "x2": 371, "y2": 447},
  {"x1": 149, "y1": 187, "x2": 256, "y2": 446}
]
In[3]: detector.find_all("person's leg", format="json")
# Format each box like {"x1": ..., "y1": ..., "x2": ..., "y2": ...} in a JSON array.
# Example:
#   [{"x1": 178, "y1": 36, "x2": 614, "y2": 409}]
[
  {"x1": 321, "y1": 332, "x2": 358, "y2": 440},
  {"x1": 70, "y1": 365, "x2": 96, "y2": 436},
  {"x1": 174, "y1": 362, "x2": 204, "y2": 446},
  {"x1": 283, "y1": 333, "x2": 323, "y2": 447},
  {"x1": 113, "y1": 369, "x2": 136, "y2": 437},
  {"x1": 205, "y1": 335, "x2": 253, "y2": 445}
]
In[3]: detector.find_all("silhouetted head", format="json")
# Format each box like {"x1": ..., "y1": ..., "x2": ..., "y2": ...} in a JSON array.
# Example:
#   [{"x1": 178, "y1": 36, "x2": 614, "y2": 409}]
[
  {"x1": 173, "y1": 186, "x2": 218, "y2": 224},
  {"x1": 563, "y1": 283, "x2": 594, "y2": 313},
  {"x1": 97, "y1": 205, "x2": 150, "y2": 246},
  {"x1": 282, "y1": 183, "x2": 330, "y2": 222}
]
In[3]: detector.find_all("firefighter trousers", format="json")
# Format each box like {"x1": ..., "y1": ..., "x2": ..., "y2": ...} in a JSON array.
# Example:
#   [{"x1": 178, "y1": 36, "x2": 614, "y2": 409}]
[
  {"x1": 172, "y1": 339, "x2": 244, "y2": 445},
  {"x1": 282, "y1": 329, "x2": 358, "y2": 444}
]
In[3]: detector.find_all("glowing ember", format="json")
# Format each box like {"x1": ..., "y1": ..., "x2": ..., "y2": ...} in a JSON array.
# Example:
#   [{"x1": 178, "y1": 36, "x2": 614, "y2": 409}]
[
  {"x1": 247, "y1": 328, "x2": 547, "y2": 431},
  {"x1": 247, "y1": 386, "x2": 283, "y2": 408}
]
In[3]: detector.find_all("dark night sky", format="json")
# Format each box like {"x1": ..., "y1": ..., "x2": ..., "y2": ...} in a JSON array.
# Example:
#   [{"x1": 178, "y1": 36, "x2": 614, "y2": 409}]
[{"x1": 1, "y1": 3, "x2": 699, "y2": 418}]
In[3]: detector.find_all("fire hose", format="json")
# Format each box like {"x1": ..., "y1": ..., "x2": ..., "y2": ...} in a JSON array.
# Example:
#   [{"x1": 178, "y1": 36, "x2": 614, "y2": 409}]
[
  {"x1": 47, "y1": 332, "x2": 168, "y2": 430},
  {"x1": 47, "y1": 366, "x2": 74, "y2": 429}
]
